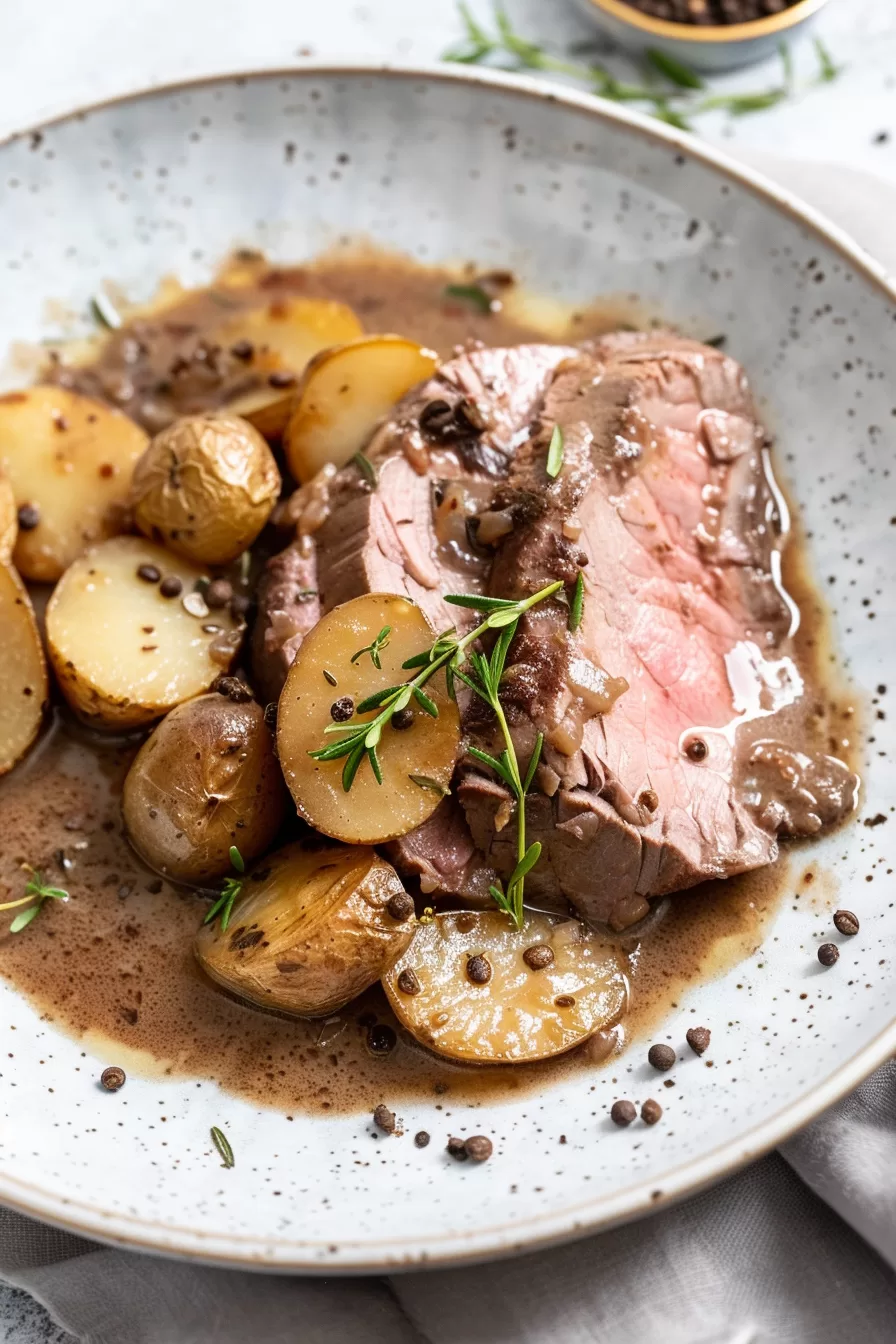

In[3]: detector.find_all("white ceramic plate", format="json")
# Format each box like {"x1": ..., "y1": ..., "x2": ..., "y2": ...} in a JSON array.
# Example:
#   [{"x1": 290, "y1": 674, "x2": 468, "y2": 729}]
[{"x1": 0, "y1": 65, "x2": 894, "y2": 1272}]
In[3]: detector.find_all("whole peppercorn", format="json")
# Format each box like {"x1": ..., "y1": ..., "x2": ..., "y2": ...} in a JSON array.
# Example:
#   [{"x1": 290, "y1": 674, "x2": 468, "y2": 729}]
[
  {"x1": 833, "y1": 910, "x2": 859, "y2": 937},
  {"x1": 136, "y1": 562, "x2": 161, "y2": 583},
  {"x1": 391, "y1": 707, "x2": 415, "y2": 731},
  {"x1": 159, "y1": 575, "x2": 183, "y2": 599},
  {"x1": 206, "y1": 578, "x2": 234, "y2": 609},
  {"x1": 686, "y1": 1026, "x2": 711, "y2": 1056},
  {"x1": 610, "y1": 1100, "x2": 637, "y2": 1127},
  {"x1": 414, "y1": 1130, "x2": 431, "y2": 1148},
  {"x1": 818, "y1": 943, "x2": 840, "y2": 968},
  {"x1": 330, "y1": 696, "x2": 355, "y2": 723},
  {"x1": 387, "y1": 890, "x2": 415, "y2": 923},
  {"x1": 641, "y1": 1099, "x2": 663, "y2": 1126},
  {"x1": 466, "y1": 954, "x2": 492, "y2": 985},
  {"x1": 446, "y1": 1136, "x2": 468, "y2": 1161},
  {"x1": 100, "y1": 1066, "x2": 126, "y2": 1092},
  {"x1": 373, "y1": 1104, "x2": 395, "y2": 1135},
  {"x1": 523, "y1": 944, "x2": 555, "y2": 971},
  {"x1": 464, "y1": 1135, "x2": 493, "y2": 1162},
  {"x1": 647, "y1": 1043, "x2": 676, "y2": 1072}
]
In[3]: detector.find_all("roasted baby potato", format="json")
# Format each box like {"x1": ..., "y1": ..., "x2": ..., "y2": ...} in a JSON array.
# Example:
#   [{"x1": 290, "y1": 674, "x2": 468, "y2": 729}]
[
  {"x1": 283, "y1": 336, "x2": 439, "y2": 482},
  {"x1": 0, "y1": 563, "x2": 48, "y2": 775},
  {"x1": 0, "y1": 474, "x2": 16, "y2": 560},
  {"x1": 46, "y1": 536, "x2": 241, "y2": 729},
  {"x1": 384, "y1": 910, "x2": 628, "y2": 1064},
  {"x1": 195, "y1": 840, "x2": 415, "y2": 1016},
  {"x1": 277, "y1": 593, "x2": 460, "y2": 844},
  {"x1": 131, "y1": 413, "x2": 280, "y2": 566},
  {"x1": 0, "y1": 386, "x2": 149, "y2": 581},
  {"x1": 123, "y1": 692, "x2": 287, "y2": 882},
  {"x1": 216, "y1": 296, "x2": 363, "y2": 439}
]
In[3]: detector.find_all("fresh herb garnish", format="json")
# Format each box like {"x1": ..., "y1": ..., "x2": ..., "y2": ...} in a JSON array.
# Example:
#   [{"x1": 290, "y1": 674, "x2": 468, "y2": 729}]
[
  {"x1": 409, "y1": 774, "x2": 452, "y2": 796},
  {"x1": 0, "y1": 866, "x2": 69, "y2": 933},
  {"x1": 646, "y1": 48, "x2": 703, "y2": 91},
  {"x1": 323, "y1": 668, "x2": 338, "y2": 687},
  {"x1": 568, "y1": 572, "x2": 585, "y2": 634},
  {"x1": 444, "y1": 283, "x2": 494, "y2": 314},
  {"x1": 352, "y1": 451, "x2": 378, "y2": 488},
  {"x1": 308, "y1": 580, "x2": 563, "y2": 901},
  {"x1": 203, "y1": 846, "x2": 245, "y2": 934},
  {"x1": 545, "y1": 425, "x2": 564, "y2": 479},
  {"x1": 351, "y1": 625, "x2": 392, "y2": 670},
  {"x1": 443, "y1": 6, "x2": 841, "y2": 131},
  {"x1": 211, "y1": 1125, "x2": 235, "y2": 1168},
  {"x1": 89, "y1": 292, "x2": 122, "y2": 331}
]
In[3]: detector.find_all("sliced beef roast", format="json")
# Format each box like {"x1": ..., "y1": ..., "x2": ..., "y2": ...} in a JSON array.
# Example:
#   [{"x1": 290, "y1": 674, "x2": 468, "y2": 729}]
[
  {"x1": 458, "y1": 334, "x2": 857, "y2": 926},
  {"x1": 257, "y1": 331, "x2": 858, "y2": 923}
]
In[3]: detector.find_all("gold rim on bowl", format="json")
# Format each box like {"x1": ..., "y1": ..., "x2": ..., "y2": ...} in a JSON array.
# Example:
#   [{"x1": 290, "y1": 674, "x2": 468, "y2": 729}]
[{"x1": 583, "y1": 0, "x2": 830, "y2": 44}]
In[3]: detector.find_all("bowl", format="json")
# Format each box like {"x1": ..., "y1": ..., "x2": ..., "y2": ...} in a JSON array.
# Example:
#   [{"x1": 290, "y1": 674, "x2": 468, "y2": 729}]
[
  {"x1": 0, "y1": 63, "x2": 893, "y2": 1272},
  {"x1": 574, "y1": 0, "x2": 831, "y2": 72}
]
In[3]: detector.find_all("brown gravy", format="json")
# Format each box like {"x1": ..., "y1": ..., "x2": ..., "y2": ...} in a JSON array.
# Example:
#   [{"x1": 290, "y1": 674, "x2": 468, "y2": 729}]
[{"x1": 0, "y1": 253, "x2": 858, "y2": 1116}]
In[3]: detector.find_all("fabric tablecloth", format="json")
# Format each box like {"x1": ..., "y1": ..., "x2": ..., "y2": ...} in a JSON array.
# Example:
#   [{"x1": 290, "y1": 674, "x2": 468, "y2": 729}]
[{"x1": 1, "y1": 141, "x2": 895, "y2": 1344}]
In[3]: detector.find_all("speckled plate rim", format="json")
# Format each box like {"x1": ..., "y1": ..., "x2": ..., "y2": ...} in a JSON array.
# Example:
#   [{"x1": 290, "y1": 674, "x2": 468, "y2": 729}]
[{"x1": 0, "y1": 61, "x2": 894, "y2": 1274}]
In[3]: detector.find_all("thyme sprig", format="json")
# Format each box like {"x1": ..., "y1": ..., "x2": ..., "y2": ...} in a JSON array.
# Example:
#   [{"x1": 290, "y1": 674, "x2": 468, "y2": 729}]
[
  {"x1": 445, "y1": 5, "x2": 841, "y2": 132},
  {"x1": 203, "y1": 846, "x2": 245, "y2": 934},
  {"x1": 0, "y1": 866, "x2": 69, "y2": 933},
  {"x1": 309, "y1": 580, "x2": 564, "y2": 922},
  {"x1": 351, "y1": 625, "x2": 392, "y2": 670}
]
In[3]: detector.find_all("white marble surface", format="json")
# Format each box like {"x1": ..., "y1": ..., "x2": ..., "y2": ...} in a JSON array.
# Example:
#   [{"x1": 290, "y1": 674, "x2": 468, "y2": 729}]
[{"x1": 2, "y1": 0, "x2": 895, "y2": 1338}]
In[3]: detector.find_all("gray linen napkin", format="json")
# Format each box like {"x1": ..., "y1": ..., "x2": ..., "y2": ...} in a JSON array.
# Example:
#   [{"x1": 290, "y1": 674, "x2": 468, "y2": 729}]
[{"x1": 2, "y1": 158, "x2": 895, "y2": 1344}]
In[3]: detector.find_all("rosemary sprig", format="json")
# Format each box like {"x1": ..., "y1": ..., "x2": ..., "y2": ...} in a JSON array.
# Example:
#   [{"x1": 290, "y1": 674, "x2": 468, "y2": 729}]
[
  {"x1": 444, "y1": 5, "x2": 841, "y2": 131},
  {"x1": 90, "y1": 292, "x2": 123, "y2": 330},
  {"x1": 352, "y1": 451, "x2": 378, "y2": 488},
  {"x1": 203, "y1": 846, "x2": 245, "y2": 933},
  {"x1": 211, "y1": 1125, "x2": 235, "y2": 1168},
  {"x1": 308, "y1": 581, "x2": 562, "y2": 799},
  {"x1": 568, "y1": 572, "x2": 585, "y2": 634},
  {"x1": 0, "y1": 866, "x2": 69, "y2": 933}
]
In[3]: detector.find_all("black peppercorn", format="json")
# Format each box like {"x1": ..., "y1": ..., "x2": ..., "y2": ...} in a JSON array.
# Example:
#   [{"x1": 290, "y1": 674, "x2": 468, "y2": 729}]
[
  {"x1": 648, "y1": 1043, "x2": 676, "y2": 1072},
  {"x1": 387, "y1": 891, "x2": 415, "y2": 923},
  {"x1": 136, "y1": 562, "x2": 161, "y2": 583},
  {"x1": 373, "y1": 1104, "x2": 395, "y2": 1134},
  {"x1": 100, "y1": 1066, "x2": 126, "y2": 1092},
  {"x1": 818, "y1": 943, "x2": 840, "y2": 967},
  {"x1": 414, "y1": 1130, "x2": 431, "y2": 1148},
  {"x1": 523, "y1": 944, "x2": 554, "y2": 971},
  {"x1": 466, "y1": 954, "x2": 492, "y2": 985},
  {"x1": 833, "y1": 910, "x2": 859, "y2": 936},
  {"x1": 610, "y1": 1100, "x2": 636, "y2": 1127},
  {"x1": 641, "y1": 1099, "x2": 663, "y2": 1126},
  {"x1": 390, "y1": 707, "x2": 415, "y2": 731},
  {"x1": 330, "y1": 696, "x2": 354, "y2": 723},
  {"x1": 17, "y1": 503, "x2": 40, "y2": 531},
  {"x1": 206, "y1": 578, "x2": 234, "y2": 609},
  {"x1": 464, "y1": 1135, "x2": 493, "y2": 1162},
  {"x1": 159, "y1": 575, "x2": 183, "y2": 599},
  {"x1": 446, "y1": 1136, "x2": 468, "y2": 1161},
  {"x1": 397, "y1": 968, "x2": 421, "y2": 996}
]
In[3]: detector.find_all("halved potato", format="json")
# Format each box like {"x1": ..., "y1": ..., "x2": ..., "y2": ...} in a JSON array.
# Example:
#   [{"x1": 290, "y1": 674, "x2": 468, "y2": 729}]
[
  {"x1": 0, "y1": 563, "x2": 48, "y2": 775},
  {"x1": 123, "y1": 693, "x2": 287, "y2": 882},
  {"x1": 0, "y1": 474, "x2": 16, "y2": 560},
  {"x1": 384, "y1": 910, "x2": 628, "y2": 1064},
  {"x1": 283, "y1": 336, "x2": 439, "y2": 483},
  {"x1": 216, "y1": 297, "x2": 363, "y2": 439},
  {"x1": 46, "y1": 536, "x2": 241, "y2": 729},
  {"x1": 195, "y1": 840, "x2": 415, "y2": 1016},
  {"x1": 277, "y1": 593, "x2": 460, "y2": 844},
  {"x1": 0, "y1": 386, "x2": 149, "y2": 581},
  {"x1": 131, "y1": 413, "x2": 281, "y2": 565}
]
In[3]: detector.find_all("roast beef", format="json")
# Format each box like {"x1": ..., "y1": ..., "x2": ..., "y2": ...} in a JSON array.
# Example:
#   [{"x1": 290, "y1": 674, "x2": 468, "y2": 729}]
[{"x1": 258, "y1": 331, "x2": 858, "y2": 924}]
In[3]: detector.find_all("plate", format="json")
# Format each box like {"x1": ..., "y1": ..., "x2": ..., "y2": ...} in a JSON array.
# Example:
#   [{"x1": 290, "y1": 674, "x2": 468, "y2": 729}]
[{"x1": 0, "y1": 64, "x2": 893, "y2": 1272}]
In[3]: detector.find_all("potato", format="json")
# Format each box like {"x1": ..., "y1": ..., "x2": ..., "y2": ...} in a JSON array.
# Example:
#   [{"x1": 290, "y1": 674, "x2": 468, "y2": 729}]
[
  {"x1": 0, "y1": 563, "x2": 48, "y2": 775},
  {"x1": 195, "y1": 840, "x2": 415, "y2": 1016},
  {"x1": 131, "y1": 413, "x2": 280, "y2": 566},
  {"x1": 216, "y1": 296, "x2": 363, "y2": 439},
  {"x1": 283, "y1": 336, "x2": 439, "y2": 483},
  {"x1": 0, "y1": 474, "x2": 16, "y2": 560},
  {"x1": 384, "y1": 911, "x2": 628, "y2": 1064},
  {"x1": 0, "y1": 386, "x2": 149, "y2": 581},
  {"x1": 123, "y1": 692, "x2": 287, "y2": 882},
  {"x1": 277, "y1": 593, "x2": 460, "y2": 844},
  {"x1": 46, "y1": 536, "x2": 241, "y2": 729}
]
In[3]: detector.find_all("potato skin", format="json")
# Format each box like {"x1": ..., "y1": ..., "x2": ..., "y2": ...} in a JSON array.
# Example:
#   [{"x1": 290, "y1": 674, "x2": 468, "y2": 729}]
[
  {"x1": 131, "y1": 413, "x2": 281, "y2": 565},
  {"x1": 123, "y1": 693, "x2": 286, "y2": 882},
  {"x1": 0, "y1": 475, "x2": 16, "y2": 561},
  {"x1": 195, "y1": 840, "x2": 415, "y2": 1017}
]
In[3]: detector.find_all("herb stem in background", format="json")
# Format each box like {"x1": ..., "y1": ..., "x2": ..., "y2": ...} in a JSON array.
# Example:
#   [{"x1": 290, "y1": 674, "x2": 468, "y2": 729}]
[
  {"x1": 444, "y1": 5, "x2": 842, "y2": 133},
  {"x1": 1, "y1": 867, "x2": 69, "y2": 933}
]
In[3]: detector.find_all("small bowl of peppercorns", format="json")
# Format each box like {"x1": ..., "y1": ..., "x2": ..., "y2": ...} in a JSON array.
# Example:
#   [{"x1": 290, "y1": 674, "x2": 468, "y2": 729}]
[{"x1": 575, "y1": 0, "x2": 830, "y2": 73}]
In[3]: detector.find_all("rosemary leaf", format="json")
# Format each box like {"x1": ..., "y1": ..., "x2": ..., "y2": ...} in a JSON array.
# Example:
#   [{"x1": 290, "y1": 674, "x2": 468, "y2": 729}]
[
  {"x1": 522, "y1": 732, "x2": 544, "y2": 795},
  {"x1": 401, "y1": 650, "x2": 431, "y2": 669},
  {"x1": 211, "y1": 1126, "x2": 235, "y2": 1169},
  {"x1": 486, "y1": 606, "x2": 520, "y2": 630},
  {"x1": 646, "y1": 48, "x2": 703, "y2": 90},
  {"x1": 569, "y1": 571, "x2": 585, "y2": 633},
  {"x1": 369, "y1": 743, "x2": 384, "y2": 786},
  {"x1": 356, "y1": 685, "x2": 402, "y2": 714},
  {"x1": 409, "y1": 774, "x2": 451, "y2": 796},
  {"x1": 444, "y1": 283, "x2": 493, "y2": 314},
  {"x1": 364, "y1": 721, "x2": 382, "y2": 749},
  {"x1": 468, "y1": 746, "x2": 517, "y2": 790},
  {"x1": 342, "y1": 741, "x2": 366, "y2": 792},
  {"x1": 545, "y1": 424, "x2": 564, "y2": 479},
  {"x1": 352, "y1": 452, "x2": 378, "y2": 487},
  {"x1": 323, "y1": 668, "x2": 338, "y2": 687},
  {"x1": 412, "y1": 687, "x2": 439, "y2": 718},
  {"x1": 229, "y1": 845, "x2": 245, "y2": 874},
  {"x1": 507, "y1": 841, "x2": 542, "y2": 890},
  {"x1": 90, "y1": 292, "x2": 122, "y2": 330},
  {"x1": 309, "y1": 735, "x2": 364, "y2": 762},
  {"x1": 444, "y1": 593, "x2": 517, "y2": 612}
]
